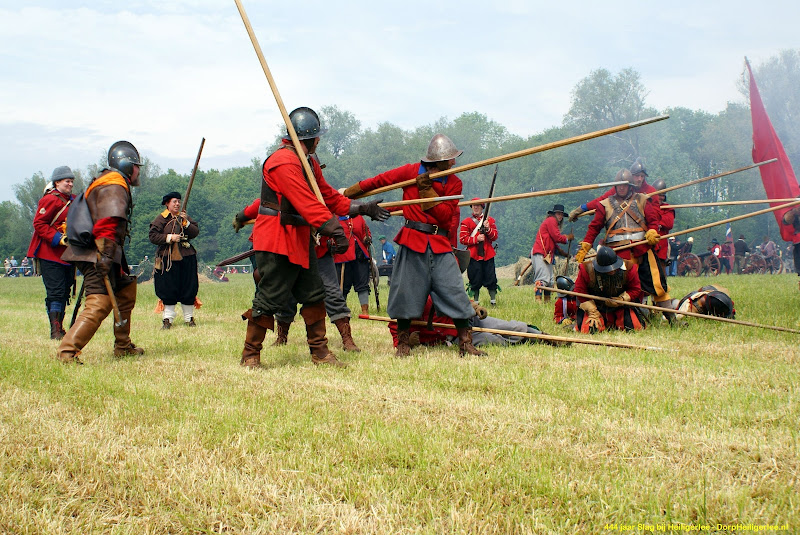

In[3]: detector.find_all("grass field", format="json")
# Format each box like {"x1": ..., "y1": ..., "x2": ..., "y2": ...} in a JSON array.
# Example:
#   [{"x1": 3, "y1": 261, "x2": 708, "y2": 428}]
[{"x1": 0, "y1": 272, "x2": 798, "y2": 534}]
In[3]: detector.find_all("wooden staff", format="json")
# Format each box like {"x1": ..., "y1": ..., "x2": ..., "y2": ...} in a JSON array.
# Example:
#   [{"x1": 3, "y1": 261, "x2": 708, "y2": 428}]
[
  {"x1": 578, "y1": 159, "x2": 779, "y2": 218},
  {"x1": 381, "y1": 195, "x2": 463, "y2": 208},
  {"x1": 389, "y1": 181, "x2": 629, "y2": 217},
  {"x1": 585, "y1": 198, "x2": 800, "y2": 259},
  {"x1": 538, "y1": 286, "x2": 800, "y2": 335},
  {"x1": 359, "y1": 314, "x2": 668, "y2": 351},
  {"x1": 513, "y1": 261, "x2": 532, "y2": 286},
  {"x1": 180, "y1": 137, "x2": 205, "y2": 213},
  {"x1": 233, "y1": 0, "x2": 324, "y2": 203},
  {"x1": 353, "y1": 115, "x2": 669, "y2": 199},
  {"x1": 663, "y1": 198, "x2": 796, "y2": 209}
]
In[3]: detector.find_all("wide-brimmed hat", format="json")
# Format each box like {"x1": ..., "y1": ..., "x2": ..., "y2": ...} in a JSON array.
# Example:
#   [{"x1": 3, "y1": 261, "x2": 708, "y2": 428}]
[
  {"x1": 161, "y1": 191, "x2": 181, "y2": 205},
  {"x1": 547, "y1": 204, "x2": 566, "y2": 215}
]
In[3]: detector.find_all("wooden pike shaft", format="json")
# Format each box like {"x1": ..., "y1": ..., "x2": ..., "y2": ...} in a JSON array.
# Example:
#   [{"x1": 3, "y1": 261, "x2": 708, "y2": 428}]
[
  {"x1": 587, "y1": 199, "x2": 800, "y2": 258},
  {"x1": 354, "y1": 115, "x2": 669, "y2": 199},
  {"x1": 233, "y1": 0, "x2": 324, "y2": 203},
  {"x1": 538, "y1": 285, "x2": 800, "y2": 335},
  {"x1": 578, "y1": 159, "x2": 779, "y2": 218},
  {"x1": 663, "y1": 198, "x2": 797, "y2": 209},
  {"x1": 389, "y1": 182, "x2": 627, "y2": 217},
  {"x1": 360, "y1": 314, "x2": 667, "y2": 351},
  {"x1": 380, "y1": 195, "x2": 463, "y2": 208},
  {"x1": 181, "y1": 137, "x2": 205, "y2": 213}
]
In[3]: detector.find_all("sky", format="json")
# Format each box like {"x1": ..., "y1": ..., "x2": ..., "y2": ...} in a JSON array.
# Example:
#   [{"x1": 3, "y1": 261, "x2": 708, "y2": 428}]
[{"x1": 1, "y1": 0, "x2": 798, "y2": 202}]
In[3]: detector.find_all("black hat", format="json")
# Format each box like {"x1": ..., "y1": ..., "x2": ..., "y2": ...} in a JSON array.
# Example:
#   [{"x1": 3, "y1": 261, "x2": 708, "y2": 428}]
[
  {"x1": 712, "y1": 238, "x2": 719, "y2": 244},
  {"x1": 547, "y1": 204, "x2": 566, "y2": 215},
  {"x1": 161, "y1": 191, "x2": 181, "y2": 205}
]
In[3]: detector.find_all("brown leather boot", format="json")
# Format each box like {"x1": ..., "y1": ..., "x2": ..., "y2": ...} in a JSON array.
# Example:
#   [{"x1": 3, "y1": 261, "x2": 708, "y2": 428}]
[
  {"x1": 302, "y1": 302, "x2": 346, "y2": 367},
  {"x1": 49, "y1": 310, "x2": 64, "y2": 340},
  {"x1": 57, "y1": 293, "x2": 113, "y2": 364},
  {"x1": 408, "y1": 331, "x2": 421, "y2": 348},
  {"x1": 161, "y1": 318, "x2": 172, "y2": 330},
  {"x1": 396, "y1": 329, "x2": 412, "y2": 357},
  {"x1": 457, "y1": 327, "x2": 488, "y2": 357},
  {"x1": 333, "y1": 317, "x2": 360, "y2": 352},
  {"x1": 241, "y1": 309, "x2": 274, "y2": 367},
  {"x1": 113, "y1": 282, "x2": 144, "y2": 357},
  {"x1": 360, "y1": 303, "x2": 369, "y2": 316},
  {"x1": 272, "y1": 320, "x2": 291, "y2": 346},
  {"x1": 56, "y1": 310, "x2": 67, "y2": 338}
]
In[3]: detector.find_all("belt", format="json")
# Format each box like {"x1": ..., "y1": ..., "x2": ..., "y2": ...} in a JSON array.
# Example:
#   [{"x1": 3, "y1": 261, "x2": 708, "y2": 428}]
[
  {"x1": 404, "y1": 219, "x2": 449, "y2": 237},
  {"x1": 259, "y1": 203, "x2": 309, "y2": 226}
]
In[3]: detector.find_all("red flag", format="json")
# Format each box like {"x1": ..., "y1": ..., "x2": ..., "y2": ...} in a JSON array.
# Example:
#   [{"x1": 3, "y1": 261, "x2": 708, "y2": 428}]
[{"x1": 747, "y1": 58, "x2": 800, "y2": 242}]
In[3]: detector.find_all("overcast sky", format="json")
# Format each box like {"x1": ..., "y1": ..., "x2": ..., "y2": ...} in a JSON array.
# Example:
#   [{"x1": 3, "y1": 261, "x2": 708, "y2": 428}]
[{"x1": 1, "y1": 0, "x2": 798, "y2": 202}]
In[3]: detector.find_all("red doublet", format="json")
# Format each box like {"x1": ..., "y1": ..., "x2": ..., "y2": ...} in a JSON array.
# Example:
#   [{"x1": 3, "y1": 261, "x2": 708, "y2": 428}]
[
  {"x1": 252, "y1": 145, "x2": 351, "y2": 268},
  {"x1": 334, "y1": 215, "x2": 371, "y2": 263},
  {"x1": 655, "y1": 207, "x2": 675, "y2": 260},
  {"x1": 242, "y1": 198, "x2": 259, "y2": 244},
  {"x1": 358, "y1": 163, "x2": 461, "y2": 252},
  {"x1": 459, "y1": 215, "x2": 498, "y2": 261},
  {"x1": 553, "y1": 297, "x2": 578, "y2": 324},
  {"x1": 27, "y1": 190, "x2": 74, "y2": 264},
  {"x1": 531, "y1": 216, "x2": 568, "y2": 258},
  {"x1": 582, "y1": 195, "x2": 661, "y2": 260},
  {"x1": 574, "y1": 262, "x2": 643, "y2": 304}
]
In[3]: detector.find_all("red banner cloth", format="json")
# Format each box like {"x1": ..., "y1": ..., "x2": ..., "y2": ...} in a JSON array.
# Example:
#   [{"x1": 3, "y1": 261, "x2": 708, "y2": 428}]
[{"x1": 747, "y1": 59, "x2": 800, "y2": 242}]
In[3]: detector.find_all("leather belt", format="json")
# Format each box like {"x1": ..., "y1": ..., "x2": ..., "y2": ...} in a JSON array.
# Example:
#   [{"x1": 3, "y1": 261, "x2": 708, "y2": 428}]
[
  {"x1": 259, "y1": 204, "x2": 309, "y2": 226},
  {"x1": 404, "y1": 219, "x2": 449, "y2": 237}
]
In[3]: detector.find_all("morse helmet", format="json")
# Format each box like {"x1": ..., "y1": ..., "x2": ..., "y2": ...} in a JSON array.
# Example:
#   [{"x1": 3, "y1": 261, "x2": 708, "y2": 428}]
[
  {"x1": 422, "y1": 134, "x2": 463, "y2": 163},
  {"x1": 284, "y1": 106, "x2": 327, "y2": 140},
  {"x1": 555, "y1": 275, "x2": 574, "y2": 292},
  {"x1": 108, "y1": 141, "x2": 142, "y2": 180},
  {"x1": 593, "y1": 245, "x2": 624, "y2": 273},
  {"x1": 630, "y1": 157, "x2": 648, "y2": 177}
]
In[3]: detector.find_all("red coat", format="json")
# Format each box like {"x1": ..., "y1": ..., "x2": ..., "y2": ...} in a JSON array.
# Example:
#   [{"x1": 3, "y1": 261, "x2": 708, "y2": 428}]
[
  {"x1": 655, "y1": 206, "x2": 675, "y2": 260},
  {"x1": 574, "y1": 262, "x2": 643, "y2": 304},
  {"x1": 252, "y1": 143, "x2": 351, "y2": 268},
  {"x1": 531, "y1": 216, "x2": 568, "y2": 259},
  {"x1": 334, "y1": 215, "x2": 371, "y2": 263},
  {"x1": 242, "y1": 198, "x2": 259, "y2": 244},
  {"x1": 582, "y1": 194, "x2": 660, "y2": 259},
  {"x1": 459, "y1": 215, "x2": 498, "y2": 261},
  {"x1": 553, "y1": 296, "x2": 578, "y2": 324},
  {"x1": 27, "y1": 189, "x2": 74, "y2": 264},
  {"x1": 357, "y1": 163, "x2": 461, "y2": 253}
]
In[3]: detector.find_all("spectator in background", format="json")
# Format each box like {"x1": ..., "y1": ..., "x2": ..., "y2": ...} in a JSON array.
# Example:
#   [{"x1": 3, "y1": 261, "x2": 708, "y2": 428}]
[
  {"x1": 733, "y1": 235, "x2": 749, "y2": 274},
  {"x1": 379, "y1": 235, "x2": 395, "y2": 265},
  {"x1": 9, "y1": 256, "x2": 18, "y2": 277},
  {"x1": 3, "y1": 258, "x2": 10, "y2": 277}
]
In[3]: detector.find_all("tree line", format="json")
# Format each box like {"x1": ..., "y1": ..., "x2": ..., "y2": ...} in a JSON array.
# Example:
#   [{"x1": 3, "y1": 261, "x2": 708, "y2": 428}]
[{"x1": 3, "y1": 50, "x2": 799, "y2": 266}]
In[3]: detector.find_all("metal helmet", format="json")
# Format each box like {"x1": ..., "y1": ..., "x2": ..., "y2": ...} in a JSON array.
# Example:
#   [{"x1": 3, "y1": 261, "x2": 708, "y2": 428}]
[
  {"x1": 615, "y1": 168, "x2": 633, "y2": 185},
  {"x1": 652, "y1": 178, "x2": 666, "y2": 191},
  {"x1": 421, "y1": 134, "x2": 463, "y2": 163},
  {"x1": 555, "y1": 275, "x2": 574, "y2": 292},
  {"x1": 630, "y1": 157, "x2": 648, "y2": 177},
  {"x1": 593, "y1": 245, "x2": 623, "y2": 273},
  {"x1": 284, "y1": 107, "x2": 327, "y2": 140},
  {"x1": 705, "y1": 291, "x2": 734, "y2": 318},
  {"x1": 108, "y1": 141, "x2": 142, "y2": 179}
]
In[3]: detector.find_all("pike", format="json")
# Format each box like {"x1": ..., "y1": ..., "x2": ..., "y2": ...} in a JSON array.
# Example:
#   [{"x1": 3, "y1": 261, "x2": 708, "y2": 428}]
[
  {"x1": 360, "y1": 314, "x2": 669, "y2": 351},
  {"x1": 578, "y1": 159, "x2": 779, "y2": 218},
  {"x1": 585, "y1": 198, "x2": 800, "y2": 259},
  {"x1": 234, "y1": 0, "x2": 324, "y2": 203},
  {"x1": 353, "y1": 115, "x2": 669, "y2": 199},
  {"x1": 471, "y1": 164, "x2": 499, "y2": 257},
  {"x1": 180, "y1": 137, "x2": 205, "y2": 214},
  {"x1": 663, "y1": 198, "x2": 797, "y2": 209},
  {"x1": 539, "y1": 285, "x2": 800, "y2": 335},
  {"x1": 389, "y1": 181, "x2": 629, "y2": 217},
  {"x1": 216, "y1": 249, "x2": 255, "y2": 268}
]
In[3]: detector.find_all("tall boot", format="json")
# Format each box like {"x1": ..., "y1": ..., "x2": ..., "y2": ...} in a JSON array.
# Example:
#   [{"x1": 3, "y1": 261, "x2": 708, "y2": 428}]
[
  {"x1": 48, "y1": 310, "x2": 63, "y2": 340},
  {"x1": 456, "y1": 326, "x2": 488, "y2": 357},
  {"x1": 360, "y1": 303, "x2": 369, "y2": 316},
  {"x1": 241, "y1": 308, "x2": 274, "y2": 367},
  {"x1": 396, "y1": 329, "x2": 412, "y2": 357},
  {"x1": 56, "y1": 309, "x2": 67, "y2": 338},
  {"x1": 57, "y1": 294, "x2": 113, "y2": 364},
  {"x1": 113, "y1": 281, "x2": 144, "y2": 357},
  {"x1": 543, "y1": 290, "x2": 552, "y2": 303},
  {"x1": 272, "y1": 320, "x2": 291, "y2": 346},
  {"x1": 333, "y1": 317, "x2": 360, "y2": 352},
  {"x1": 301, "y1": 302, "x2": 346, "y2": 367}
]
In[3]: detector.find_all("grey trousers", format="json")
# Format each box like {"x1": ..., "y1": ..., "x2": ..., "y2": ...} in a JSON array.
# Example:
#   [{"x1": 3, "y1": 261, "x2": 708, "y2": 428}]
[{"x1": 275, "y1": 252, "x2": 350, "y2": 324}]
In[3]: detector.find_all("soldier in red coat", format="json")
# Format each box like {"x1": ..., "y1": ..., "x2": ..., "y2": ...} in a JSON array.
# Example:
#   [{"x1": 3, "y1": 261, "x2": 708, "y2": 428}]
[
  {"x1": 343, "y1": 134, "x2": 485, "y2": 358},
  {"x1": 459, "y1": 199, "x2": 499, "y2": 305},
  {"x1": 27, "y1": 166, "x2": 76, "y2": 339},
  {"x1": 553, "y1": 275, "x2": 578, "y2": 327},
  {"x1": 530, "y1": 204, "x2": 573, "y2": 302},
  {"x1": 242, "y1": 107, "x2": 388, "y2": 368},
  {"x1": 334, "y1": 214, "x2": 373, "y2": 316}
]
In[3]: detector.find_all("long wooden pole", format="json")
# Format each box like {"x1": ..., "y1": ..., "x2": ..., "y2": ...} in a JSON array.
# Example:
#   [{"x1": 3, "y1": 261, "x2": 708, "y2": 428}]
[
  {"x1": 233, "y1": 0, "x2": 324, "y2": 203},
  {"x1": 585, "y1": 199, "x2": 800, "y2": 259},
  {"x1": 180, "y1": 137, "x2": 205, "y2": 213},
  {"x1": 578, "y1": 159, "x2": 779, "y2": 218},
  {"x1": 381, "y1": 195, "x2": 463, "y2": 208},
  {"x1": 354, "y1": 115, "x2": 670, "y2": 199},
  {"x1": 359, "y1": 314, "x2": 668, "y2": 351},
  {"x1": 389, "y1": 181, "x2": 628, "y2": 217},
  {"x1": 663, "y1": 198, "x2": 796, "y2": 209},
  {"x1": 538, "y1": 286, "x2": 800, "y2": 335}
]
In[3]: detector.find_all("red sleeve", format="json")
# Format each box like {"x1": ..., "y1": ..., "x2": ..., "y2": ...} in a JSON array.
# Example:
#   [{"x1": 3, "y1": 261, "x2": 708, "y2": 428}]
[
  {"x1": 585, "y1": 188, "x2": 614, "y2": 212},
  {"x1": 242, "y1": 199, "x2": 259, "y2": 219},
  {"x1": 548, "y1": 218, "x2": 567, "y2": 244},
  {"x1": 624, "y1": 264, "x2": 643, "y2": 301},
  {"x1": 574, "y1": 264, "x2": 591, "y2": 303},
  {"x1": 459, "y1": 217, "x2": 478, "y2": 246},
  {"x1": 31, "y1": 196, "x2": 59, "y2": 244},
  {"x1": 358, "y1": 163, "x2": 418, "y2": 192},
  {"x1": 94, "y1": 217, "x2": 125, "y2": 242},
  {"x1": 270, "y1": 162, "x2": 333, "y2": 228},
  {"x1": 659, "y1": 208, "x2": 675, "y2": 233},
  {"x1": 644, "y1": 200, "x2": 661, "y2": 231},
  {"x1": 582, "y1": 204, "x2": 607, "y2": 245},
  {"x1": 485, "y1": 217, "x2": 498, "y2": 241},
  {"x1": 318, "y1": 167, "x2": 352, "y2": 216}
]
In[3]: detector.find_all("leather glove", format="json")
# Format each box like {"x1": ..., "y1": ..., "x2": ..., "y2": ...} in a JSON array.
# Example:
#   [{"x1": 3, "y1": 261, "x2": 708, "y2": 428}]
[
  {"x1": 94, "y1": 237, "x2": 118, "y2": 278},
  {"x1": 350, "y1": 199, "x2": 391, "y2": 222},
  {"x1": 57, "y1": 233, "x2": 68, "y2": 247},
  {"x1": 415, "y1": 172, "x2": 442, "y2": 210},
  {"x1": 342, "y1": 183, "x2": 363, "y2": 199},
  {"x1": 232, "y1": 210, "x2": 249, "y2": 233},
  {"x1": 364, "y1": 235, "x2": 372, "y2": 247},
  {"x1": 606, "y1": 291, "x2": 631, "y2": 308},
  {"x1": 317, "y1": 217, "x2": 349, "y2": 254},
  {"x1": 471, "y1": 301, "x2": 488, "y2": 320},
  {"x1": 566, "y1": 233, "x2": 575, "y2": 242},
  {"x1": 568, "y1": 207, "x2": 584, "y2": 222},
  {"x1": 561, "y1": 317, "x2": 574, "y2": 326},
  {"x1": 575, "y1": 241, "x2": 592, "y2": 263},
  {"x1": 579, "y1": 300, "x2": 604, "y2": 331},
  {"x1": 645, "y1": 229, "x2": 660, "y2": 246}
]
